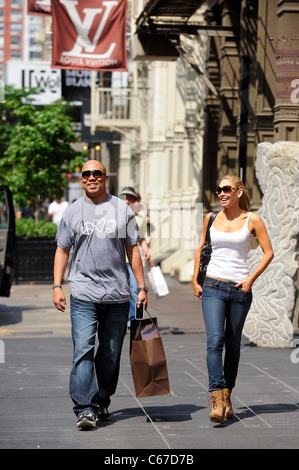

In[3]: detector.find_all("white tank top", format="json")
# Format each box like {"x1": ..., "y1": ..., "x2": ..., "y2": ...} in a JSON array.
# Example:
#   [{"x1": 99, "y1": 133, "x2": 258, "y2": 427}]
[{"x1": 206, "y1": 212, "x2": 253, "y2": 283}]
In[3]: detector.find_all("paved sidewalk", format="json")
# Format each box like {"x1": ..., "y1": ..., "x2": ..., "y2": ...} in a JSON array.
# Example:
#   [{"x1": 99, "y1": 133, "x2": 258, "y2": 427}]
[{"x1": 0, "y1": 279, "x2": 299, "y2": 450}]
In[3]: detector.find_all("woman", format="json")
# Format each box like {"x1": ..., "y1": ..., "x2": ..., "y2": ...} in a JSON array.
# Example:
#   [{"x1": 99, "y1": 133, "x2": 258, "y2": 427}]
[{"x1": 193, "y1": 175, "x2": 274, "y2": 424}]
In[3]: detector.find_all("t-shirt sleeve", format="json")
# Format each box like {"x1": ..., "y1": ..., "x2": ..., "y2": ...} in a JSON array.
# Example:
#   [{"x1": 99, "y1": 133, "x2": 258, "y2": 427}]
[{"x1": 56, "y1": 218, "x2": 73, "y2": 249}]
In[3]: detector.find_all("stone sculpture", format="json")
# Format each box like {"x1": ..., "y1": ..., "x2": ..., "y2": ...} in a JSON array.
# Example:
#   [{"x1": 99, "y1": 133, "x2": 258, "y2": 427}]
[{"x1": 244, "y1": 141, "x2": 299, "y2": 347}]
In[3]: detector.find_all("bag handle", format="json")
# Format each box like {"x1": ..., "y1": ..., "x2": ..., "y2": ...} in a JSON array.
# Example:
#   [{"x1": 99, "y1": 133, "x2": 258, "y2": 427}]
[
  {"x1": 148, "y1": 259, "x2": 156, "y2": 269},
  {"x1": 205, "y1": 211, "x2": 218, "y2": 244},
  {"x1": 132, "y1": 308, "x2": 157, "y2": 340}
]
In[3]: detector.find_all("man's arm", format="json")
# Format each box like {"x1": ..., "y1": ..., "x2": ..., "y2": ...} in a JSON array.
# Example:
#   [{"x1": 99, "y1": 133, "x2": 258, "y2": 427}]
[
  {"x1": 53, "y1": 246, "x2": 70, "y2": 312},
  {"x1": 139, "y1": 238, "x2": 150, "y2": 260},
  {"x1": 126, "y1": 244, "x2": 148, "y2": 309}
]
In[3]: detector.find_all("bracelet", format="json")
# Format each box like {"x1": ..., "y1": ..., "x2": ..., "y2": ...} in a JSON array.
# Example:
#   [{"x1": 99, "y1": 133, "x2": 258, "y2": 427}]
[
  {"x1": 138, "y1": 286, "x2": 148, "y2": 292},
  {"x1": 53, "y1": 284, "x2": 62, "y2": 289}
]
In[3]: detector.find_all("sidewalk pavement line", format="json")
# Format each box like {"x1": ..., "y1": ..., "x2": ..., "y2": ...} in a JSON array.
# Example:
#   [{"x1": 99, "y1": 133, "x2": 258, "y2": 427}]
[
  {"x1": 234, "y1": 396, "x2": 272, "y2": 428},
  {"x1": 246, "y1": 362, "x2": 299, "y2": 395},
  {"x1": 119, "y1": 377, "x2": 172, "y2": 450},
  {"x1": 184, "y1": 370, "x2": 208, "y2": 392}
]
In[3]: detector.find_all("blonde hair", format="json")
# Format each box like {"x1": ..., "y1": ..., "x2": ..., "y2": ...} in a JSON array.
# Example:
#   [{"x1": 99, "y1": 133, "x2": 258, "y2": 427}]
[{"x1": 221, "y1": 174, "x2": 250, "y2": 211}]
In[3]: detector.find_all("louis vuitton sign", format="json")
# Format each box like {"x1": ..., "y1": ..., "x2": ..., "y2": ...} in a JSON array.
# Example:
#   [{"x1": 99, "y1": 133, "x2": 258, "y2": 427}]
[{"x1": 51, "y1": 0, "x2": 127, "y2": 71}]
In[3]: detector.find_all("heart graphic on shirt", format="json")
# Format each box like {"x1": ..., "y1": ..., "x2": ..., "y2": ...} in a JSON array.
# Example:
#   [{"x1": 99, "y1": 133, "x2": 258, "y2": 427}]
[
  {"x1": 93, "y1": 218, "x2": 106, "y2": 233},
  {"x1": 105, "y1": 219, "x2": 117, "y2": 234}
]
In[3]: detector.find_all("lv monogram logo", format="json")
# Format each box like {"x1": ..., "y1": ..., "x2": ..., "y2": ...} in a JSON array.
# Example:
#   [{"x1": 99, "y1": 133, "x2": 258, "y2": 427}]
[{"x1": 60, "y1": 0, "x2": 118, "y2": 58}]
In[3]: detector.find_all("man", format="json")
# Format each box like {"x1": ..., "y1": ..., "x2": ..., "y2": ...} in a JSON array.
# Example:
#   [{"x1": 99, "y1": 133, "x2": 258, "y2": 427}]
[
  {"x1": 53, "y1": 160, "x2": 148, "y2": 430},
  {"x1": 118, "y1": 187, "x2": 150, "y2": 325},
  {"x1": 48, "y1": 196, "x2": 69, "y2": 226}
]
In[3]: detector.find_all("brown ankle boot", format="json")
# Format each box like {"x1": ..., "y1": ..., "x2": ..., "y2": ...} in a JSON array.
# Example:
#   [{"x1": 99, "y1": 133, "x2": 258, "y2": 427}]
[
  {"x1": 223, "y1": 388, "x2": 234, "y2": 419},
  {"x1": 209, "y1": 390, "x2": 225, "y2": 424}
]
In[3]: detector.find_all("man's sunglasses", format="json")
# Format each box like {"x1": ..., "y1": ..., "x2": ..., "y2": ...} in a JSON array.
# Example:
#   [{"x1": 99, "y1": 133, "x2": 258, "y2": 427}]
[
  {"x1": 82, "y1": 169, "x2": 106, "y2": 179},
  {"x1": 215, "y1": 185, "x2": 237, "y2": 195}
]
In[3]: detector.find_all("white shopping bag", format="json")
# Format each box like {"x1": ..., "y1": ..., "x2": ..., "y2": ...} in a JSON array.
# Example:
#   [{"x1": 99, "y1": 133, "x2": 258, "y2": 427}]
[{"x1": 148, "y1": 265, "x2": 169, "y2": 298}]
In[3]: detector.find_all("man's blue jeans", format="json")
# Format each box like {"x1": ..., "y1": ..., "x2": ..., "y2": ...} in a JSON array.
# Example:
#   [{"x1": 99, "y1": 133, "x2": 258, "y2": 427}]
[
  {"x1": 69, "y1": 296, "x2": 129, "y2": 416},
  {"x1": 202, "y1": 278, "x2": 252, "y2": 392}
]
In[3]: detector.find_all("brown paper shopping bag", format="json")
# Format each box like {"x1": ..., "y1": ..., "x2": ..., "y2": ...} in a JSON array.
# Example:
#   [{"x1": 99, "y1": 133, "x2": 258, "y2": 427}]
[{"x1": 130, "y1": 313, "x2": 170, "y2": 398}]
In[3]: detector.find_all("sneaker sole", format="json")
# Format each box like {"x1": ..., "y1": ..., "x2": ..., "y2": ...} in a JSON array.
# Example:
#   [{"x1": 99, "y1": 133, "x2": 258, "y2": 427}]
[{"x1": 77, "y1": 419, "x2": 96, "y2": 429}]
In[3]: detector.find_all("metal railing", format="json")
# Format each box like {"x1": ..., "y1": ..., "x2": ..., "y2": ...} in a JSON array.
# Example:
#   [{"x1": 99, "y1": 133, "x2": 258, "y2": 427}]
[{"x1": 91, "y1": 81, "x2": 140, "y2": 134}]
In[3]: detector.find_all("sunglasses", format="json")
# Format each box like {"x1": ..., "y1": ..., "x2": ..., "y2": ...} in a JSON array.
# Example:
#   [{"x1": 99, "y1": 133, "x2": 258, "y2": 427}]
[
  {"x1": 82, "y1": 169, "x2": 106, "y2": 180},
  {"x1": 215, "y1": 185, "x2": 237, "y2": 195}
]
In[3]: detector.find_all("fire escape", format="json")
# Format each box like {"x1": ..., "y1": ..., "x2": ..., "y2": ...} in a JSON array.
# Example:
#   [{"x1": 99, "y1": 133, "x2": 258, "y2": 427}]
[{"x1": 90, "y1": 0, "x2": 235, "y2": 136}]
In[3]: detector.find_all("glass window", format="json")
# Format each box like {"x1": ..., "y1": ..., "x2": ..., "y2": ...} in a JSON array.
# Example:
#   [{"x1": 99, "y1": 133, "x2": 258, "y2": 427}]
[
  {"x1": 10, "y1": 50, "x2": 21, "y2": 58},
  {"x1": 0, "y1": 191, "x2": 8, "y2": 229},
  {"x1": 10, "y1": 11, "x2": 22, "y2": 21},
  {"x1": 10, "y1": 36, "x2": 21, "y2": 49},
  {"x1": 29, "y1": 51, "x2": 42, "y2": 60},
  {"x1": 11, "y1": 0, "x2": 22, "y2": 7},
  {"x1": 10, "y1": 23, "x2": 22, "y2": 35}
]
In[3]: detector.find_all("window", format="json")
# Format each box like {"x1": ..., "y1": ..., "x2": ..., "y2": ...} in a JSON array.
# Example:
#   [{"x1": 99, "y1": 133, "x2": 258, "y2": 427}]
[
  {"x1": 11, "y1": 0, "x2": 22, "y2": 7},
  {"x1": 10, "y1": 11, "x2": 22, "y2": 21},
  {"x1": 10, "y1": 36, "x2": 21, "y2": 49},
  {"x1": 10, "y1": 23, "x2": 22, "y2": 35},
  {"x1": 10, "y1": 50, "x2": 21, "y2": 58},
  {"x1": 0, "y1": 191, "x2": 8, "y2": 229}
]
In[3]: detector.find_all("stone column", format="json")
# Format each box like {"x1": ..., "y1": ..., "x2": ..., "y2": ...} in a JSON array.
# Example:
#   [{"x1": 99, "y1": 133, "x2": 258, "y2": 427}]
[{"x1": 243, "y1": 141, "x2": 299, "y2": 347}]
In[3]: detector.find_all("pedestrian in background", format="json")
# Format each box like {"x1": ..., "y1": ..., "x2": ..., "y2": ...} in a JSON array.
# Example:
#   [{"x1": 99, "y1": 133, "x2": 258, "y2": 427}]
[
  {"x1": 53, "y1": 161, "x2": 148, "y2": 430},
  {"x1": 193, "y1": 174, "x2": 274, "y2": 424},
  {"x1": 119, "y1": 186, "x2": 150, "y2": 326},
  {"x1": 48, "y1": 196, "x2": 69, "y2": 226}
]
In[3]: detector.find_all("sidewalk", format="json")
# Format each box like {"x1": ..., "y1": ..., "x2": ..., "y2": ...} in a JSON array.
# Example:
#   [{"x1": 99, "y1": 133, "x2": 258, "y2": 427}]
[{"x1": 0, "y1": 278, "x2": 299, "y2": 450}]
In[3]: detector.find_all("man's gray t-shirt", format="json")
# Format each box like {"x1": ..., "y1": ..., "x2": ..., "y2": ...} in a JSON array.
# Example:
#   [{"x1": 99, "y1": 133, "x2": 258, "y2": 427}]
[{"x1": 56, "y1": 195, "x2": 140, "y2": 303}]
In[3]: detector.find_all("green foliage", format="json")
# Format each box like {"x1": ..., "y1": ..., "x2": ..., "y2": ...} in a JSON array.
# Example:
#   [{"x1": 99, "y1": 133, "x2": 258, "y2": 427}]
[
  {"x1": 0, "y1": 86, "x2": 87, "y2": 221},
  {"x1": 0, "y1": 86, "x2": 37, "y2": 158},
  {"x1": 15, "y1": 218, "x2": 57, "y2": 238}
]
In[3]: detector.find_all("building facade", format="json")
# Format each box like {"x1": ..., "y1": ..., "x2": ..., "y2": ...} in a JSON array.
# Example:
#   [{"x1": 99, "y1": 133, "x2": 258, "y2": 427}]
[
  {"x1": 91, "y1": 0, "x2": 299, "y2": 280},
  {"x1": 0, "y1": 0, "x2": 51, "y2": 78}
]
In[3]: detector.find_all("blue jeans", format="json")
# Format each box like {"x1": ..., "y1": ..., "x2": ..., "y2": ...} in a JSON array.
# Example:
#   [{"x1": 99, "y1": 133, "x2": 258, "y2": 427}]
[
  {"x1": 202, "y1": 277, "x2": 252, "y2": 392},
  {"x1": 69, "y1": 296, "x2": 129, "y2": 416},
  {"x1": 127, "y1": 263, "x2": 139, "y2": 323}
]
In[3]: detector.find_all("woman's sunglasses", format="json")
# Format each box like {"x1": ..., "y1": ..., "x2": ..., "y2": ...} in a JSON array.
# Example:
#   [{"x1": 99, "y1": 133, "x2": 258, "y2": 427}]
[{"x1": 215, "y1": 185, "x2": 237, "y2": 195}]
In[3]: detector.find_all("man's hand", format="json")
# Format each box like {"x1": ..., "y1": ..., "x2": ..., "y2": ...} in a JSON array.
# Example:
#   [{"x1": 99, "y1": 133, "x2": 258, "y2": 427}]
[
  {"x1": 53, "y1": 288, "x2": 67, "y2": 312},
  {"x1": 137, "y1": 291, "x2": 148, "y2": 310}
]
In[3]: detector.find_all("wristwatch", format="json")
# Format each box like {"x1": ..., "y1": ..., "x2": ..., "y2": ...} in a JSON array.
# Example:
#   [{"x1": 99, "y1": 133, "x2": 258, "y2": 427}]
[{"x1": 138, "y1": 286, "x2": 148, "y2": 293}]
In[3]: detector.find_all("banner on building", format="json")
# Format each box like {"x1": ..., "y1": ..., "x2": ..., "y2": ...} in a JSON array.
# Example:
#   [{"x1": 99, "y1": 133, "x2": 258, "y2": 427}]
[
  {"x1": 51, "y1": 0, "x2": 127, "y2": 71},
  {"x1": 27, "y1": 0, "x2": 51, "y2": 16}
]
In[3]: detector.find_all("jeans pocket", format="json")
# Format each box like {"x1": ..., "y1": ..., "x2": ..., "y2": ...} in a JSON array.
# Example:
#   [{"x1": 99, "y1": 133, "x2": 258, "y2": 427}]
[
  {"x1": 203, "y1": 279, "x2": 218, "y2": 290},
  {"x1": 238, "y1": 289, "x2": 252, "y2": 306}
]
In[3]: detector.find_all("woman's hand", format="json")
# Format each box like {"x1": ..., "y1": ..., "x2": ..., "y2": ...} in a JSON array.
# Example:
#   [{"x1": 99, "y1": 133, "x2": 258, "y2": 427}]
[
  {"x1": 235, "y1": 277, "x2": 253, "y2": 293},
  {"x1": 193, "y1": 282, "x2": 203, "y2": 299}
]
